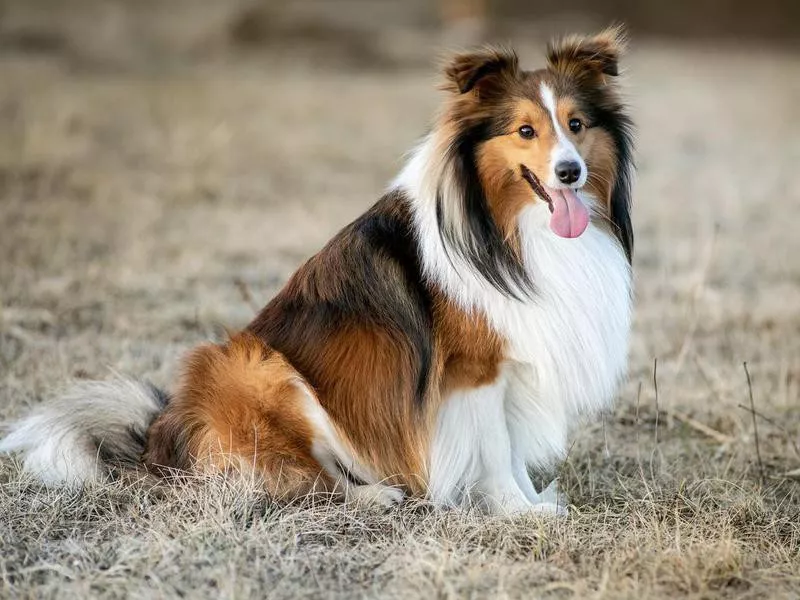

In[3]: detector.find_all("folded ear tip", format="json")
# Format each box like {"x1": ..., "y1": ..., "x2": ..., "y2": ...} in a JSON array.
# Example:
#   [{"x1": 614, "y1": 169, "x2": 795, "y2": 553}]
[
  {"x1": 547, "y1": 25, "x2": 627, "y2": 79},
  {"x1": 442, "y1": 46, "x2": 519, "y2": 94}
]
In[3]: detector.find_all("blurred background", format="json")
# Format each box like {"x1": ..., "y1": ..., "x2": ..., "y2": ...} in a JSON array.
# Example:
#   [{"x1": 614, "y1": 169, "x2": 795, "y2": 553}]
[{"x1": 0, "y1": 0, "x2": 797, "y2": 69}]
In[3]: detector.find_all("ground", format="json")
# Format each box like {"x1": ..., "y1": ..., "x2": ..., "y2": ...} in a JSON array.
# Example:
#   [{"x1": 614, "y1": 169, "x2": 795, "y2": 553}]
[{"x1": 1, "y1": 8, "x2": 799, "y2": 599}]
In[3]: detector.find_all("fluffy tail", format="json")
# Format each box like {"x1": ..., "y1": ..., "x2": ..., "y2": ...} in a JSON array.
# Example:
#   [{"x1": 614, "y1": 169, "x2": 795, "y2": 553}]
[{"x1": 0, "y1": 378, "x2": 168, "y2": 487}]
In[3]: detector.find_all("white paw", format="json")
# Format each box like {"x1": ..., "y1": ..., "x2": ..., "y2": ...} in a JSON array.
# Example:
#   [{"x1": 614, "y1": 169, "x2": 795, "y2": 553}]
[
  {"x1": 480, "y1": 481, "x2": 569, "y2": 517},
  {"x1": 346, "y1": 483, "x2": 405, "y2": 508},
  {"x1": 529, "y1": 501, "x2": 569, "y2": 517},
  {"x1": 485, "y1": 497, "x2": 568, "y2": 517},
  {"x1": 478, "y1": 480, "x2": 539, "y2": 516},
  {"x1": 483, "y1": 494, "x2": 533, "y2": 515},
  {"x1": 538, "y1": 478, "x2": 568, "y2": 513}
]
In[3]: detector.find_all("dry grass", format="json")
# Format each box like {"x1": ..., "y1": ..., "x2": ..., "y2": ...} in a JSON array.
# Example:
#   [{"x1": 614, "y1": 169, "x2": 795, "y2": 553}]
[{"x1": 1, "y1": 4, "x2": 800, "y2": 598}]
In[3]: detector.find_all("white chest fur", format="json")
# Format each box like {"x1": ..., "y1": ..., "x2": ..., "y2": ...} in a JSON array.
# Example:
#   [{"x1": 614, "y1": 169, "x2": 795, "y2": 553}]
[
  {"x1": 498, "y1": 205, "x2": 632, "y2": 416},
  {"x1": 423, "y1": 208, "x2": 631, "y2": 509},
  {"x1": 411, "y1": 179, "x2": 632, "y2": 419},
  {"x1": 395, "y1": 141, "x2": 632, "y2": 511},
  {"x1": 494, "y1": 206, "x2": 632, "y2": 469}
]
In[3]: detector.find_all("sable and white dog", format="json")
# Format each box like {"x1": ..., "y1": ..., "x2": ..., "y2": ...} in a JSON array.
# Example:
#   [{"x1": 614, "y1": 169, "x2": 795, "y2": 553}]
[{"x1": 1, "y1": 28, "x2": 634, "y2": 515}]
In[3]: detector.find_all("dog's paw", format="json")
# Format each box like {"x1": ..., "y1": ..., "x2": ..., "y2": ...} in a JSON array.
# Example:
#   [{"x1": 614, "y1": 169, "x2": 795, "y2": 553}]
[
  {"x1": 537, "y1": 479, "x2": 568, "y2": 515},
  {"x1": 529, "y1": 501, "x2": 569, "y2": 517},
  {"x1": 346, "y1": 483, "x2": 405, "y2": 508}
]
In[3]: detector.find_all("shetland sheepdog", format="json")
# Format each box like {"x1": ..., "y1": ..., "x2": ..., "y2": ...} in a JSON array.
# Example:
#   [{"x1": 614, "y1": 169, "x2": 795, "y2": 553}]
[{"x1": 1, "y1": 27, "x2": 634, "y2": 515}]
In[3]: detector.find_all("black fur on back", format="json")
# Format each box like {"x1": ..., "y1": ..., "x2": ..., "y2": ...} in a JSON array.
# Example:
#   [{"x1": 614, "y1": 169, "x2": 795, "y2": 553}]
[{"x1": 249, "y1": 190, "x2": 434, "y2": 406}]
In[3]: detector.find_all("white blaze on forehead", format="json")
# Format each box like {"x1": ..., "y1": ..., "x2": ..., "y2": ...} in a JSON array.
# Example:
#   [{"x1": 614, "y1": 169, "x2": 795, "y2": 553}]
[
  {"x1": 539, "y1": 82, "x2": 587, "y2": 188},
  {"x1": 539, "y1": 83, "x2": 570, "y2": 143}
]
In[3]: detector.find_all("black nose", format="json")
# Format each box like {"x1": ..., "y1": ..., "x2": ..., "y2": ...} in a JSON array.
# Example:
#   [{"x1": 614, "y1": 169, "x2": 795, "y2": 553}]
[{"x1": 555, "y1": 160, "x2": 582, "y2": 185}]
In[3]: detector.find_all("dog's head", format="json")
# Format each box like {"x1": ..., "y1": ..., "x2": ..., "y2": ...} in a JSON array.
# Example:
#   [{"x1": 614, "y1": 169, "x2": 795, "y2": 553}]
[{"x1": 438, "y1": 26, "x2": 632, "y2": 260}]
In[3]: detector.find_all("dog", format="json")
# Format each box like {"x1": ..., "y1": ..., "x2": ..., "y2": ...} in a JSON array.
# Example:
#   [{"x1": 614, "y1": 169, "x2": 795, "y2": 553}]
[{"x1": 1, "y1": 27, "x2": 634, "y2": 515}]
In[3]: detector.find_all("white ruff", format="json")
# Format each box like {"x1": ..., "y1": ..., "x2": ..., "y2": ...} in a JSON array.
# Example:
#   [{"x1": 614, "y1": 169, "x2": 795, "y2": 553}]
[{"x1": 393, "y1": 135, "x2": 632, "y2": 513}]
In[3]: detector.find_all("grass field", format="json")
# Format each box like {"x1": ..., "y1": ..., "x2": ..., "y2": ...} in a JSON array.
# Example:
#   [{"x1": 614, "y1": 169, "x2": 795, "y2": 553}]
[{"x1": 1, "y1": 7, "x2": 799, "y2": 598}]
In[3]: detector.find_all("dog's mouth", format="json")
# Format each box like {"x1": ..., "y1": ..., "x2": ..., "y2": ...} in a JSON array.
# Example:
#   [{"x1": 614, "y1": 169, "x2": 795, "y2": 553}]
[{"x1": 520, "y1": 164, "x2": 590, "y2": 239}]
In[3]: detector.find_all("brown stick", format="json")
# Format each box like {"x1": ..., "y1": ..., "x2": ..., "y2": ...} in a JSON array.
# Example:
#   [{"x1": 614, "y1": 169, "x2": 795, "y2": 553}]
[
  {"x1": 737, "y1": 403, "x2": 800, "y2": 459},
  {"x1": 666, "y1": 409, "x2": 733, "y2": 445},
  {"x1": 653, "y1": 358, "x2": 660, "y2": 446},
  {"x1": 520, "y1": 165, "x2": 554, "y2": 212},
  {"x1": 743, "y1": 362, "x2": 765, "y2": 484}
]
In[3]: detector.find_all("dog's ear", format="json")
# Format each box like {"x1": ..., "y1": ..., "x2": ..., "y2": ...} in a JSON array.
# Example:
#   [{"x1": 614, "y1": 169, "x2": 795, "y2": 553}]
[
  {"x1": 443, "y1": 47, "x2": 519, "y2": 97},
  {"x1": 547, "y1": 25, "x2": 626, "y2": 83}
]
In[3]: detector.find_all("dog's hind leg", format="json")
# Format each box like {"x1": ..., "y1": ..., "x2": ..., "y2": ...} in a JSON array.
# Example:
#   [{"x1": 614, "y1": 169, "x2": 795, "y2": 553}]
[
  {"x1": 144, "y1": 332, "x2": 400, "y2": 506},
  {"x1": 294, "y1": 384, "x2": 406, "y2": 508},
  {"x1": 144, "y1": 333, "x2": 334, "y2": 498}
]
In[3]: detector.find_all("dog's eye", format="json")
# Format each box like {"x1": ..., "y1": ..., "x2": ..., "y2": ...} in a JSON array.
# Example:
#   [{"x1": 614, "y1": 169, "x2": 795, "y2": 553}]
[
  {"x1": 518, "y1": 125, "x2": 535, "y2": 139},
  {"x1": 568, "y1": 118, "x2": 584, "y2": 133}
]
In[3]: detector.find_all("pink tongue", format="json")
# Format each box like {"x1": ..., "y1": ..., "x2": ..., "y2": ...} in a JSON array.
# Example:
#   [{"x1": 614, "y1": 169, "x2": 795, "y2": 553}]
[{"x1": 548, "y1": 187, "x2": 589, "y2": 238}]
